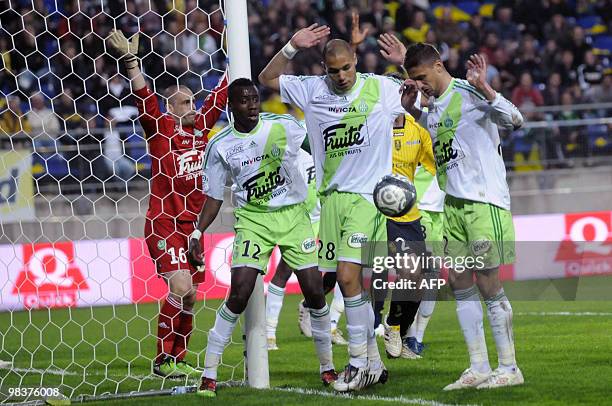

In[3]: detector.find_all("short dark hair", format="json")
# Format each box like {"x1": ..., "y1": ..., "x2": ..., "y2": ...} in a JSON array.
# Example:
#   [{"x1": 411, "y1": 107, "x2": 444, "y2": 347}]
[
  {"x1": 403, "y1": 43, "x2": 441, "y2": 71},
  {"x1": 228, "y1": 77, "x2": 256, "y2": 102},
  {"x1": 322, "y1": 39, "x2": 354, "y2": 61}
]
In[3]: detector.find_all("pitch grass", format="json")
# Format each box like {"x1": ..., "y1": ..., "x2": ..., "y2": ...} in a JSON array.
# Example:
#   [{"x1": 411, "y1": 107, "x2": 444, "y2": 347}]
[{"x1": 0, "y1": 277, "x2": 611, "y2": 405}]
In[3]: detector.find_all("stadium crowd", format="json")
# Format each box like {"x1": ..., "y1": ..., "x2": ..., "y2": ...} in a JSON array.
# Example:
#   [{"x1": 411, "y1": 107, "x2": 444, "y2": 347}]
[{"x1": 0, "y1": 0, "x2": 611, "y2": 184}]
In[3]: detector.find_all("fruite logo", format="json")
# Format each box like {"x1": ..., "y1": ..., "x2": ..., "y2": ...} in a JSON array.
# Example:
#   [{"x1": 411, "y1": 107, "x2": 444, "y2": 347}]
[
  {"x1": 554, "y1": 212, "x2": 612, "y2": 277},
  {"x1": 12, "y1": 242, "x2": 89, "y2": 309}
]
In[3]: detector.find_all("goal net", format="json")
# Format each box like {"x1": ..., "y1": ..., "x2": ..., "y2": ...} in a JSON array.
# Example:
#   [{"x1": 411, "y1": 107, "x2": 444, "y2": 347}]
[{"x1": 0, "y1": 0, "x2": 253, "y2": 402}]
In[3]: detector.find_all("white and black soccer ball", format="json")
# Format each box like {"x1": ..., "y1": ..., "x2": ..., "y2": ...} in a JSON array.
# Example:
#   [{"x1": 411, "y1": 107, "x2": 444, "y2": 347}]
[{"x1": 373, "y1": 174, "x2": 417, "y2": 217}]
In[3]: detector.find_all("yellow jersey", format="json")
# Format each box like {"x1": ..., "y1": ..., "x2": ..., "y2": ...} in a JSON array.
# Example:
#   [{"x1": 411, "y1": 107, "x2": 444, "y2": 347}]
[{"x1": 391, "y1": 114, "x2": 436, "y2": 222}]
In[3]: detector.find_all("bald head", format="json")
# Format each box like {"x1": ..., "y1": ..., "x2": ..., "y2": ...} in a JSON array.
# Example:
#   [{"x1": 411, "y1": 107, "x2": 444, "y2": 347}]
[
  {"x1": 322, "y1": 39, "x2": 358, "y2": 94},
  {"x1": 164, "y1": 85, "x2": 193, "y2": 105},
  {"x1": 323, "y1": 39, "x2": 354, "y2": 62}
]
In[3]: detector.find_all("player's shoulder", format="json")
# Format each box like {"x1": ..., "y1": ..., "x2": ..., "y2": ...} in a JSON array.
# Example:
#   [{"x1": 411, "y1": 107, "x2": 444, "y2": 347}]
[
  {"x1": 282, "y1": 74, "x2": 325, "y2": 86},
  {"x1": 260, "y1": 112, "x2": 305, "y2": 128},
  {"x1": 206, "y1": 125, "x2": 233, "y2": 151},
  {"x1": 451, "y1": 79, "x2": 487, "y2": 102}
]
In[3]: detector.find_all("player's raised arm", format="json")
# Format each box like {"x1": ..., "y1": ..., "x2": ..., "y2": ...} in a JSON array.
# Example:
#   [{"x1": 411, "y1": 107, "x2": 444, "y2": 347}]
[
  {"x1": 377, "y1": 33, "x2": 407, "y2": 66},
  {"x1": 106, "y1": 29, "x2": 145, "y2": 91},
  {"x1": 200, "y1": 71, "x2": 229, "y2": 132},
  {"x1": 258, "y1": 24, "x2": 330, "y2": 91},
  {"x1": 466, "y1": 54, "x2": 524, "y2": 130},
  {"x1": 349, "y1": 12, "x2": 370, "y2": 53},
  {"x1": 107, "y1": 29, "x2": 162, "y2": 138}
]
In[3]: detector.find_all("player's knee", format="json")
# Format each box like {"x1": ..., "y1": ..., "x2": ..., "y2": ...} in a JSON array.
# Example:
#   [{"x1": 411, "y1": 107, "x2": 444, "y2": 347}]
[{"x1": 226, "y1": 286, "x2": 251, "y2": 314}]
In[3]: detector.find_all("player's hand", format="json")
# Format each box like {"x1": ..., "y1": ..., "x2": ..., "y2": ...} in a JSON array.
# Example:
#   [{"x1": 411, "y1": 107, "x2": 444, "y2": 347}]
[
  {"x1": 188, "y1": 238, "x2": 204, "y2": 268},
  {"x1": 466, "y1": 54, "x2": 488, "y2": 91},
  {"x1": 350, "y1": 11, "x2": 370, "y2": 48},
  {"x1": 290, "y1": 24, "x2": 330, "y2": 50},
  {"x1": 378, "y1": 33, "x2": 406, "y2": 65},
  {"x1": 106, "y1": 29, "x2": 139, "y2": 58},
  {"x1": 400, "y1": 79, "x2": 419, "y2": 111}
]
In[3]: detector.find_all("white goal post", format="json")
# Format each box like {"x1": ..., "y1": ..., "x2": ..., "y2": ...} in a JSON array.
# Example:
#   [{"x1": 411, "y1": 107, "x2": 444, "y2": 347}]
[{"x1": 225, "y1": 0, "x2": 270, "y2": 390}]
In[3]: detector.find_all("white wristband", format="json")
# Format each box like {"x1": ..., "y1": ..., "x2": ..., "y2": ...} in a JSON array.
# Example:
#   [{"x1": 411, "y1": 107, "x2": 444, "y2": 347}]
[
  {"x1": 190, "y1": 229, "x2": 202, "y2": 241},
  {"x1": 281, "y1": 41, "x2": 299, "y2": 60}
]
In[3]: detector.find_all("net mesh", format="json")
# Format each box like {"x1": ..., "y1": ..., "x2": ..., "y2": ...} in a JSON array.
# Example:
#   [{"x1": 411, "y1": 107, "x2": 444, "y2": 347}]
[{"x1": 0, "y1": 0, "x2": 246, "y2": 402}]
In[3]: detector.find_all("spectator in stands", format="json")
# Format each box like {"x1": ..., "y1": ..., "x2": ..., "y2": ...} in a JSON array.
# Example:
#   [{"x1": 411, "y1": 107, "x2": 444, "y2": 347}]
[
  {"x1": 584, "y1": 70, "x2": 612, "y2": 105},
  {"x1": 0, "y1": 96, "x2": 31, "y2": 147},
  {"x1": 394, "y1": 0, "x2": 426, "y2": 35},
  {"x1": 543, "y1": 72, "x2": 564, "y2": 106},
  {"x1": 567, "y1": 26, "x2": 590, "y2": 64},
  {"x1": 577, "y1": 50, "x2": 604, "y2": 91},
  {"x1": 512, "y1": 35, "x2": 545, "y2": 84},
  {"x1": 402, "y1": 10, "x2": 429, "y2": 44},
  {"x1": 493, "y1": 48, "x2": 517, "y2": 97},
  {"x1": 555, "y1": 90, "x2": 586, "y2": 160},
  {"x1": 26, "y1": 93, "x2": 60, "y2": 143},
  {"x1": 435, "y1": 6, "x2": 463, "y2": 47},
  {"x1": 555, "y1": 49, "x2": 579, "y2": 87},
  {"x1": 466, "y1": 14, "x2": 484, "y2": 47},
  {"x1": 445, "y1": 48, "x2": 466, "y2": 79},
  {"x1": 479, "y1": 32, "x2": 500, "y2": 66},
  {"x1": 488, "y1": 6, "x2": 520, "y2": 43},
  {"x1": 512, "y1": 72, "x2": 545, "y2": 107},
  {"x1": 361, "y1": 0, "x2": 389, "y2": 37},
  {"x1": 543, "y1": 14, "x2": 571, "y2": 46}
]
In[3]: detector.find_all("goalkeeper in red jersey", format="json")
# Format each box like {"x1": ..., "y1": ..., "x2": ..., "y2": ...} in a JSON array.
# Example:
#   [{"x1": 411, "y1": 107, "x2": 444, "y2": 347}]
[{"x1": 107, "y1": 29, "x2": 228, "y2": 378}]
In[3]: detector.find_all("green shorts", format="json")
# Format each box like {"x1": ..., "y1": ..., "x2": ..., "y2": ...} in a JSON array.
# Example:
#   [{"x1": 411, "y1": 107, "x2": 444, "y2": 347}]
[
  {"x1": 444, "y1": 195, "x2": 515, "y2": 270},
  {"x1": 318, "y1": 192, "x2": 386, "y2": 272},
  {"x1": 311, "y1": 221, "x2": 320, "y2": 238},
  {"x1": 420, "y1": 210, "x2": 445, "y2": 257},
  {"x1": 232, "y1": 204, "x2": 318, "y2": 272}
]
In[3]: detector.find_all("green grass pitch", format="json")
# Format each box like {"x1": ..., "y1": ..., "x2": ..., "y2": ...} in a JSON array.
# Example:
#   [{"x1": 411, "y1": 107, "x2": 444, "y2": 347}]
[{"x1": 1, "y1": 277, "x2": 611, "y2": 405}]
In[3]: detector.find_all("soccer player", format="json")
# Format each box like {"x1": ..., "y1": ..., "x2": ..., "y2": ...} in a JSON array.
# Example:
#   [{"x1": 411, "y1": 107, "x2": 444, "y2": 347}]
[
  {"x1": 259, "y1": 25, "x2": 406, "y2": 391},
  {"x1": 404, "y1": 163, "x2": 446, "y2": 356},
  {"x1": 187, "y1": 79, "x2": 336, "y2": 397},
  {"x1": 266, "y1": 149, "x2": 348, "y2": 350},
  {"x1": 400, "y1": 43, "x2": 524, "y2": 389},
  {"x1": 373, "y1": 72, "x2": 434, "y2": 361},
  {"x1": 106, "y1": 29, "x2": 228, "y2": 378}
]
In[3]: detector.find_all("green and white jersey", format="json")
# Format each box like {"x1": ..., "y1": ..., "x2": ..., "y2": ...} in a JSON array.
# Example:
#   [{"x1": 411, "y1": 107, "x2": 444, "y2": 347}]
[
  {"x1": 414, "y1": 165, "x2": 445, "y2": 213},
  {"x1": 202, "y1": 113, "x2": 308, "y2": 212},
  {"x1": 280, "y1": 73, "x2": 405, "y2": 203},
  {"x1": 418, "y1": 78, "x2": 523, "y2": 210},
  {"x1": 297, "y1": 148, "x2": 320, "y2": 223}
]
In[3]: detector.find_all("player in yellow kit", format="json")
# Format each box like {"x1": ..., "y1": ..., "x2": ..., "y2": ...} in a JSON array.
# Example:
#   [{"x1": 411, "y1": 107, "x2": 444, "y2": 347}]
[{"x1": 375, "y1": 73, "x2": 437, "y2": 360}]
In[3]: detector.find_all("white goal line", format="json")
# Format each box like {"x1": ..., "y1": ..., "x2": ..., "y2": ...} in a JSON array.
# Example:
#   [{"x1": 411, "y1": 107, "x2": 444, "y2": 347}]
[
  {"x1": 516, "y1": 312, "x2": 612, "y2": 316},
  {"x1": 272, "y1": 386, "x2": 481, "y2": 406}
]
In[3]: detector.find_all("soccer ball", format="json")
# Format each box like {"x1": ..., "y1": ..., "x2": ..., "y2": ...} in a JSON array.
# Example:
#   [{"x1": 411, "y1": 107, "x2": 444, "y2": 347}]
[{"x1": 373, "y1": 174, "x2": 417, "y2": 217}]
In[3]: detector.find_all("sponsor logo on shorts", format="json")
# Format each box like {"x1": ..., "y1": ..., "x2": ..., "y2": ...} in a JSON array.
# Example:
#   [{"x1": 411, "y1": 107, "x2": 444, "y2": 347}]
[
  {"x1": 157, "y1": 240, "x2": 166, "y2": 251},
  {"x1": 471, "y1": 239, "x2": 491, "y2": 256},
  {"x1": 348, "y1": 233, "x2": 368, "y2": 248},
  {"x1": 301, "y1": 238, "x2": 317, "y2": 253}
]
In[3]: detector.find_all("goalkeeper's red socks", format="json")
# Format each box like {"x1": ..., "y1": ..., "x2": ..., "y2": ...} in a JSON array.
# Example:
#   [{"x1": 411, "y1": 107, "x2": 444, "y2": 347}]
[
  {"x1": 172, "y1": 310, "x2": 194, "y2": 362},
  {"x1": 155, "y1": 296, "x2": 182, "y2": 364}
]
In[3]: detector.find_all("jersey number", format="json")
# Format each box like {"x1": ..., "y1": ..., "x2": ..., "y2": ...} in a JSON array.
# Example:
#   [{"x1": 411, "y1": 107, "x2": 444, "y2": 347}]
[
  {"x1": 168, "y1": 247, "x2": 187, "y2": 264},
  {"x1": 318, "y1": 241, "x2": 336, "y2": 261},
  {"x1": 241, "y1": 240, "x2": 261, "y2": 260}
]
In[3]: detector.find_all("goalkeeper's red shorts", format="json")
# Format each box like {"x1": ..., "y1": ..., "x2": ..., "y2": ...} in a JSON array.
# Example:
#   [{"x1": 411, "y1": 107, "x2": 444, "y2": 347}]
[{"x1": 144, "y1": 218, "x2": 206, "y2": 284}]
